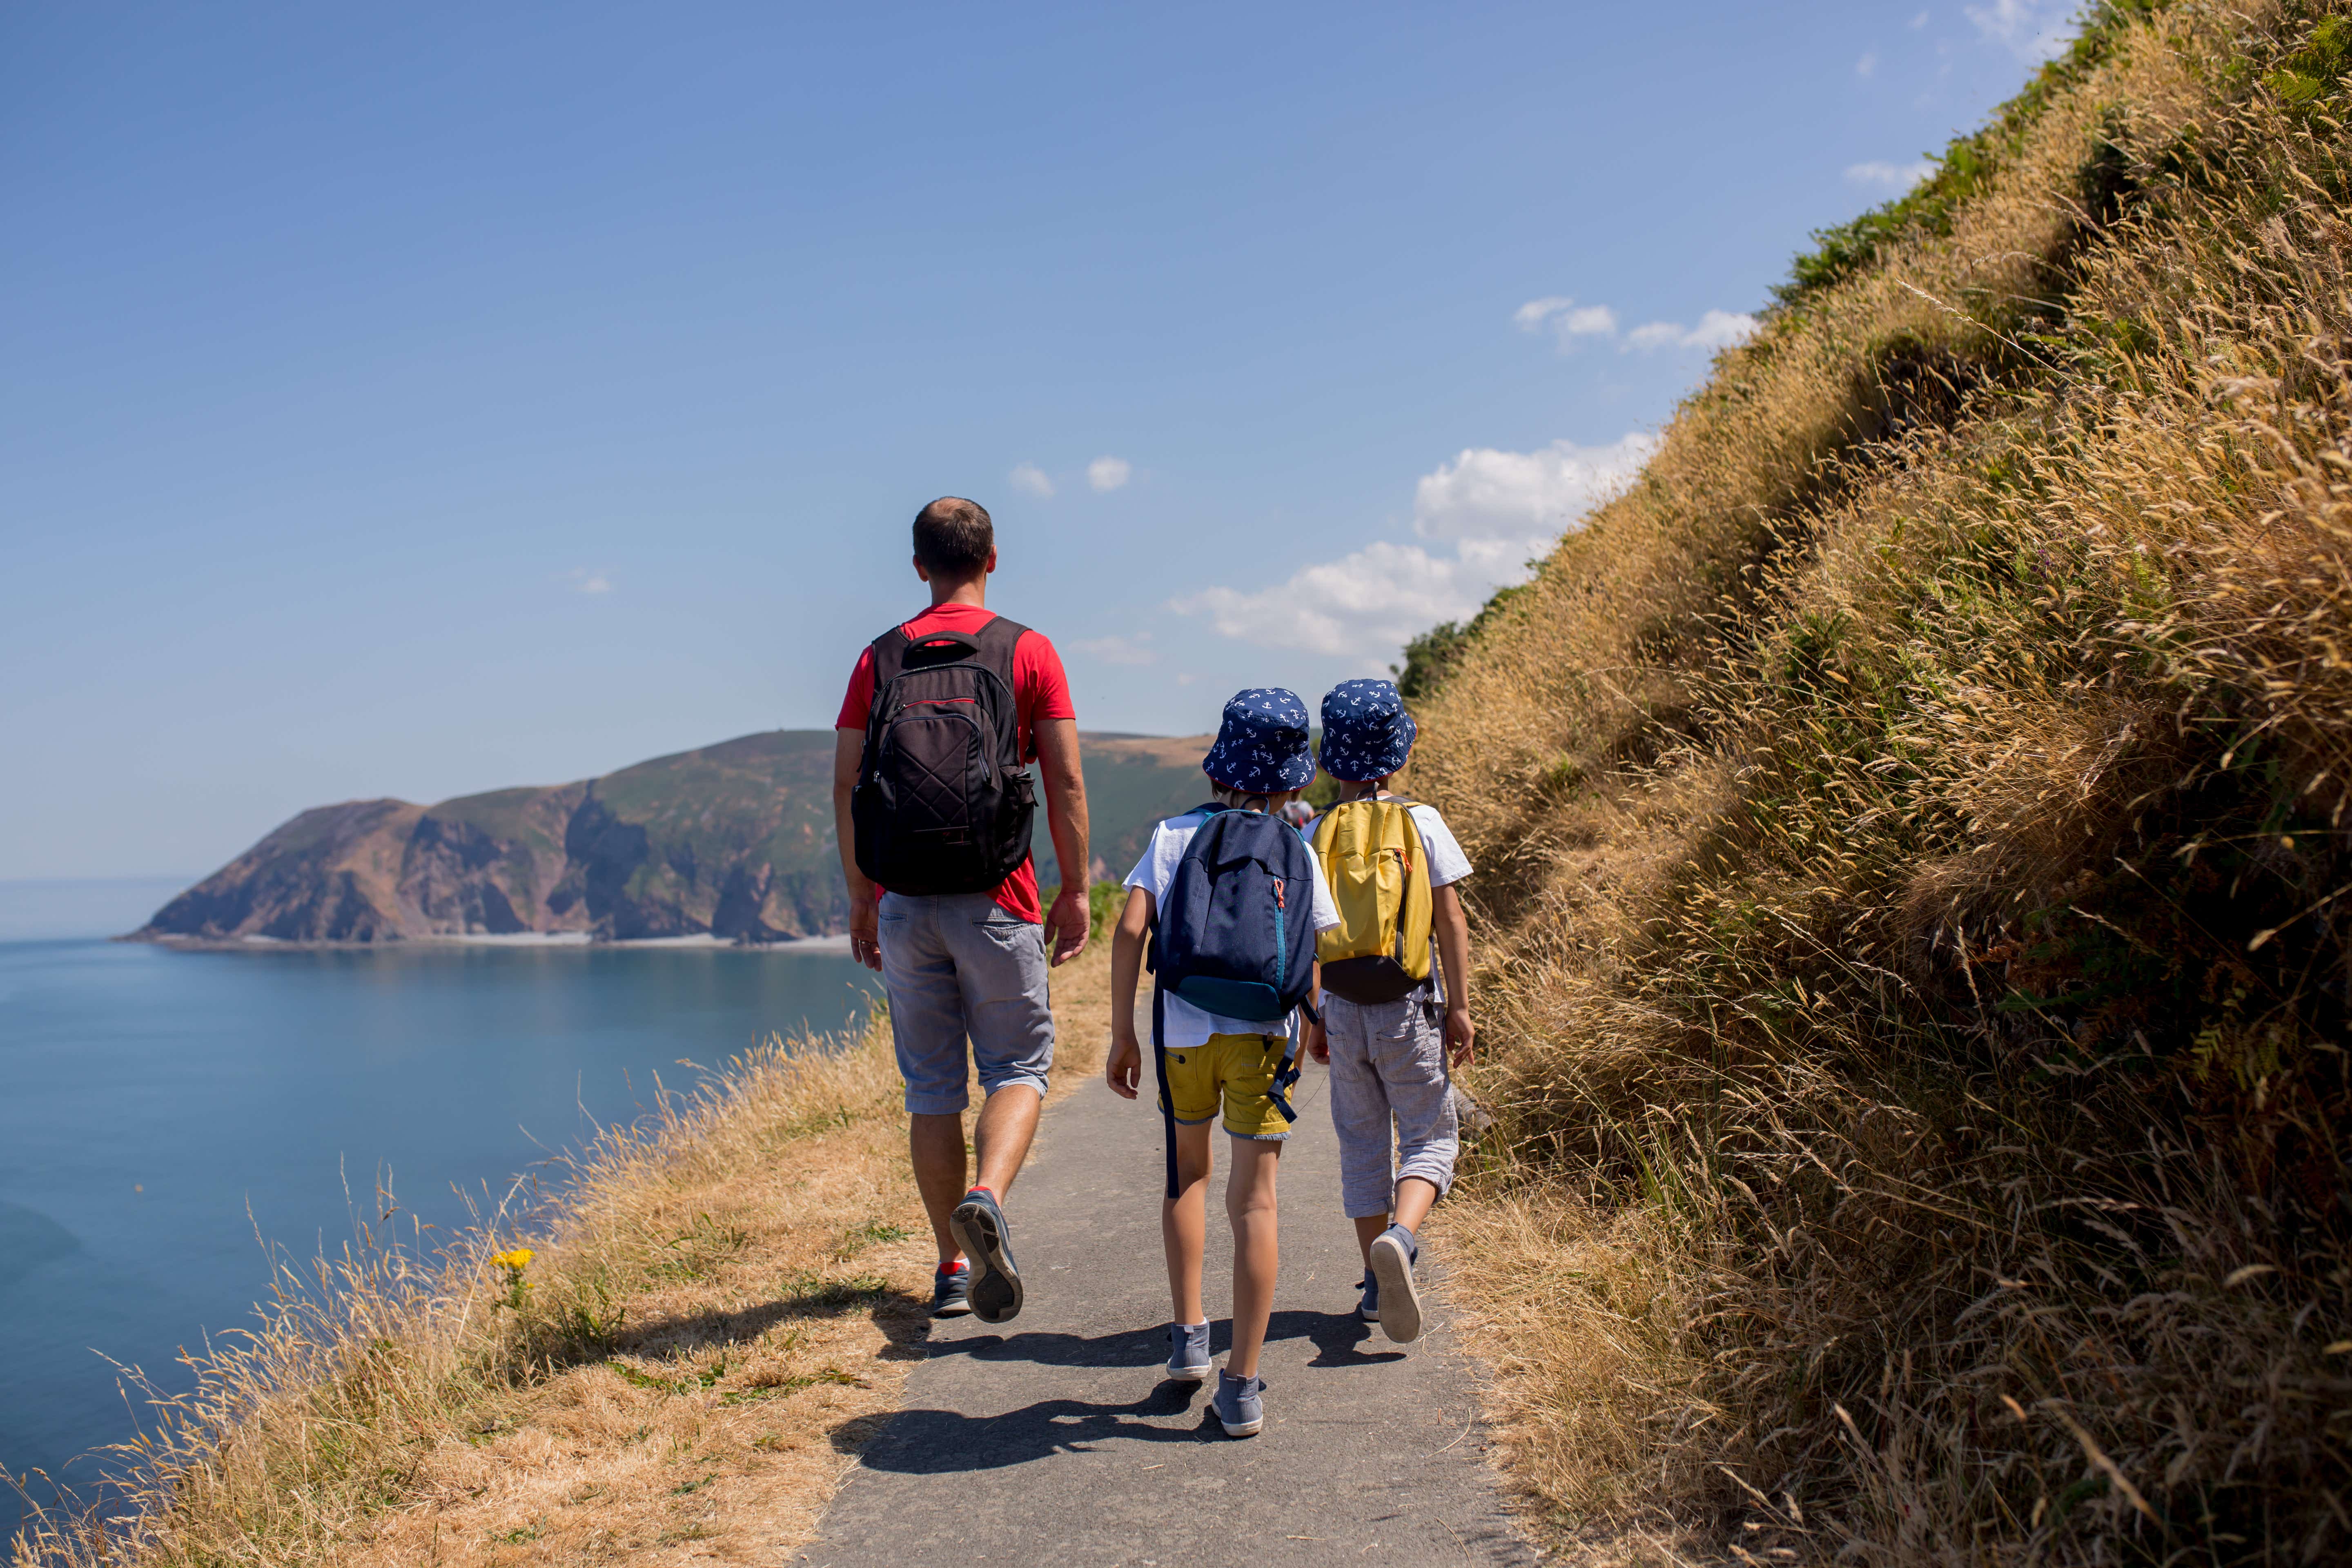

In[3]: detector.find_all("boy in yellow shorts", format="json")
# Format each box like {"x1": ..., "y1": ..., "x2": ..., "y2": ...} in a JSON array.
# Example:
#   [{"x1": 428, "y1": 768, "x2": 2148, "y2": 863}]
[{"x1": 1105, "y1": 689, "x2": 1340, "y2": 1437}]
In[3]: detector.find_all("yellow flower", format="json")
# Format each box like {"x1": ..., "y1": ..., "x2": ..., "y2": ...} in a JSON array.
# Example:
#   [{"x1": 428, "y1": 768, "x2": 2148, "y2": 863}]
[{"x1": 492, "y1": 1248, "x2": 534, "y2": 1272}]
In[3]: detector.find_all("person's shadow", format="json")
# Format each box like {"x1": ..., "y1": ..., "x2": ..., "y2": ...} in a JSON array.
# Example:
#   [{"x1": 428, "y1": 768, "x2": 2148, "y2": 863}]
[
  {"x1": 841, "y1": 1381, "x2": 1220, "y2": 1470},
  {"x1": 842, "y1": 1307, "x2": 1404, "y2": 1474},
  {"x1": 929, "y1": 1308, "x2": 1401, "y2": 1372}
]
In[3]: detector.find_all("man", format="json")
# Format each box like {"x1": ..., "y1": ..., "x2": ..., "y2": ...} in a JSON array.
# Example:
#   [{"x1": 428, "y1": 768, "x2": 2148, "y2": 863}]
[{"x1": 833, "y1": 496, "x2": 1091, "y2": 1324}]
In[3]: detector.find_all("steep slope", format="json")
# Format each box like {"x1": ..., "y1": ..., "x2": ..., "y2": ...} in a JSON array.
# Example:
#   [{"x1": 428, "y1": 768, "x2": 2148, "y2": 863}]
[
  {"x1": 1410, "y1": 2, "x2": 2352, "y2": 1561},
  {"x1": 138, "y1": 731, "x2": 1212, "y2": 944}
]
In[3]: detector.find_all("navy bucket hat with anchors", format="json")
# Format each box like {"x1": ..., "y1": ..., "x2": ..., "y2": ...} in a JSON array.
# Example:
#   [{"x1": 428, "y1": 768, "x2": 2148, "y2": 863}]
[
  {"x1": 1200, "y1": 688, "x2": 1316, "y2": 795},
  {"x1": 1318, "y1": 677, "x2": 1419, "y2": 782}
]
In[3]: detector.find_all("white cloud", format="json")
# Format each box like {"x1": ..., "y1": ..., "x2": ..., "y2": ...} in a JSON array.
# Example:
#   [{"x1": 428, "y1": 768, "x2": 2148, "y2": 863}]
[
  {"x1": 1520, "y1": 295, "x2": 1752, "y2": 356},
  {"x1": 1623, "y1": 310, "x2": 1759, "y2": 353},
  {"x1": 1911, "y1": 9, "x2": 1930, "y2": 27},
  {"x1": 1069, "y1": 632, "x2": 1155, "y2": 666},
  {"x1": 1964, "y1": 0, "x2": 2074, "y2": 60},
  {"x1": 1412, "y1": 433, "x2": 1658, "y2": 542},
  {"x1": 1171, "y1": 433, "x2": 1657, "y2": 664},
  {"x1": 564, "y1": 567, "x2": 612, "y2": 595},
  {"x1": 1512, "y1": 295, "x2": 1574, "y2": 329},
  {"x1": 1684, "y1": 309, "x2": 1761, "y2": 350},
  {"x1": 1172, "y1": 541, "x2": 1484, "y2": 660},
  {"x1": 1008, "y1": 461, "x2": 1055, "y2": 499},
  {"x1": 1846, "y1": 158, "x2": 1938, "y2": 191},
  {"x1": 1857, "y1": 50, "x2": 1879, "y2": 77},
  {"x1": 1087, "y1": 455, "x2": 1131, "y2": 492},
  {"x1": 1513, "y1": 296, "x2": 1618, "y2": 350}
]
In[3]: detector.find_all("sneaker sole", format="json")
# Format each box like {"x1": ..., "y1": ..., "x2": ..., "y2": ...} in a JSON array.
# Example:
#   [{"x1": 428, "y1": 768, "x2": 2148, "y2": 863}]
[
  {"x1": 1369, "y1": 1233, "x2": 1422, "y2": 1344},
  {"x1": 931, "y1": 1298, "x2": 972, "y2": 1319},
  {"x1": 1166, "y1": 1363, "x2": 1211, "y2": 1383},
  {"x1": 949, "y1": 1200, "x2": 1024, "y2": 1325},
  {"x1": 1219, "y1": 1416, "x2": 1263, "y2": 1437}
]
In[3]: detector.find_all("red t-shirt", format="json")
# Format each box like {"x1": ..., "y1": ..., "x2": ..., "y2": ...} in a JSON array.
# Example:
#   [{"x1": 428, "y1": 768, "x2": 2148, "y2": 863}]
[{"x1": 835, "y1": 604, "x2": 1076, "y2": 923}]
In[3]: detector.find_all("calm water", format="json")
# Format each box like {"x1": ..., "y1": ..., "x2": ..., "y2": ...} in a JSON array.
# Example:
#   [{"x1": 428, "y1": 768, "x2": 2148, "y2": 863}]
[{"x1": 0, "y1": 880, "x2": 877, "y2": 1541}]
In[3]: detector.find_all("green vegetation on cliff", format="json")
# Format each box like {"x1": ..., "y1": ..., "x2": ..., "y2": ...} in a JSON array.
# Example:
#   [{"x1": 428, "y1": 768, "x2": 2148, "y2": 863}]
[{"x1": 1417, "y1": 2, "x2": 2352, "y2": 1559}]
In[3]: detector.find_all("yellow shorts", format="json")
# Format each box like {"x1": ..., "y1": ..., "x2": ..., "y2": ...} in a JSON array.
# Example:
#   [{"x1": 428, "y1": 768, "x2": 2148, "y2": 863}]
[{"x1": 1160, "y1": 1032, "x2": 1292, "y2": 1140}]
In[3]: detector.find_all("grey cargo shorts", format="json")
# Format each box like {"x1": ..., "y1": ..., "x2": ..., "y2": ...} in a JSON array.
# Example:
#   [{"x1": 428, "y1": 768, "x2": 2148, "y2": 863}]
[{"x1": 876, "y1": 890, "x2": 1054, "y2": 1115}]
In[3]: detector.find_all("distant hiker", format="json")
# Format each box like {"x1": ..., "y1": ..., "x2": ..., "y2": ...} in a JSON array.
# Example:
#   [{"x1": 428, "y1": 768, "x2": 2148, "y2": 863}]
[
  {"x1": 833, "y1": 496, "x2": 1092, "y2": 1325},
  {"x1": 1104, "y1": 690, "x2": 1340, "y2": 1437},
  {"x1": 1277, "y1": 797, "x2": 1315, "y2": 830},
  {"x1": 1304, "y1": 678, "x2": 1474, "y2": 1346}
]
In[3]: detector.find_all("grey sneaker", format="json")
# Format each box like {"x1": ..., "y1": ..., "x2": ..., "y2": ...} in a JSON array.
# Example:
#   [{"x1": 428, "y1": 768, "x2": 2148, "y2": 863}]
[
  {"x1": 1368, "y1": 1223, "x2": 1422, "y2": 1344},
  {"x1": 949, "y1": 1188, "x2": 1023, "y2": 1325},
  {"x1": 1165, "y1": 1322, "x2": 1211, "y2": 1382},
  {"x1": 1356, "y1": 1268, "x2": 1380, "y2": 1323},
  {"x1": 1212, "y1": 1368, "x2": 1265, "y2": 1437},
  {"x1": 930, "y1": 1261, "x2": 971, "y2": 1318}
]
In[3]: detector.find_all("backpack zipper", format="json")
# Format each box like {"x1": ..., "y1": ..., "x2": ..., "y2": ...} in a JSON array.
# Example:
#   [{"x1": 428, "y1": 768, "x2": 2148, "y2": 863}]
[{"x1": 1273, "y1": 877, "x2": 1286, "y2": 990}]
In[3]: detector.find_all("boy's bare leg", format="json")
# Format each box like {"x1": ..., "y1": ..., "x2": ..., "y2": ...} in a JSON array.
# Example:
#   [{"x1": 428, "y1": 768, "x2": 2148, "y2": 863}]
[
  {"x1": 1163, "y1": 1121, "x2": 1215, "y2": 1324},
  {"x1": 1352, "y1": 1176, "x2": 1441, "y2": 1265},
  {"x1": 1225, "y1": 1137, "x2": 1284, "y2": 1379}
]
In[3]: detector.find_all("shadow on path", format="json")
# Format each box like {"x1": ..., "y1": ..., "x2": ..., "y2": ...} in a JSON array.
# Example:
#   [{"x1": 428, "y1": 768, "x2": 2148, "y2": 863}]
[
  {"x1": 924, "y1": 1308, "x2": 1402, "y2": 1371},
  {"x1": 837, "y1": 1381, "x2": 1225, "y2": 1472}
]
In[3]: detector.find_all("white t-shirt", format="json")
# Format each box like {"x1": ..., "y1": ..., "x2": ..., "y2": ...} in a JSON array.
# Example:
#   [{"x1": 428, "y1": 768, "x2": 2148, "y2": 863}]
[{"x1": 1125, "y1": 810, "x2": 1342, "y2": 1051}]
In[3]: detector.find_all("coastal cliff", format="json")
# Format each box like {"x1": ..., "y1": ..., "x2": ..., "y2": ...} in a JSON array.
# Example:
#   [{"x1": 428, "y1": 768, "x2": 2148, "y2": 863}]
[{"x1": 137, "y1": 729, "x2": 1210, "y2": 944}]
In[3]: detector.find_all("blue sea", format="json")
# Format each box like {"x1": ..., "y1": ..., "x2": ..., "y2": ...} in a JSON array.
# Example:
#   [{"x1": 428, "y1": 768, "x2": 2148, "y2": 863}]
[{"x1": 0, "y1": 879, "x2": 878, "y2": 1545}]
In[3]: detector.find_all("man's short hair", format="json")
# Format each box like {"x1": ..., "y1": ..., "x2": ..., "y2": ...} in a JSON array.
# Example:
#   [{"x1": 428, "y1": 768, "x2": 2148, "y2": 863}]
[{"x1": 913, "y1": 497, "x2": 994, "y2": 578}]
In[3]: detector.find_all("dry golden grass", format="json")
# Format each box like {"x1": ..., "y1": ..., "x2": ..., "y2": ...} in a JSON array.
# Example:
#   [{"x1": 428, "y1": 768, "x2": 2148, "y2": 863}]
[
  {"x1": 1416, "y1": 2, "x2": 2352, "y2": 1561},
  {"x1": 10, "y1": 946, "x2": 1112, "y2": 1568}
]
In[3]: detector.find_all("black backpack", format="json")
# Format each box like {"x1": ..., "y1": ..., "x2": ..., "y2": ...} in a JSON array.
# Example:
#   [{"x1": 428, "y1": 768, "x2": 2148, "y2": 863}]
[
  {"x1": 1147, "y1": 804, "x2": 1320, "y2": 1195},
  {"x1": 849, "y1": 617, "x2": 1036, "y2": 896}
]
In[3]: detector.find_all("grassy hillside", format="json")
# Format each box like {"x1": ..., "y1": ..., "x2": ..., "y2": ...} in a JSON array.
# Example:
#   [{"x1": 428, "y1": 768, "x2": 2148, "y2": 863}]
[{"x1": 1412, "y1": 2, "x2": 2352, "y2": 1559}]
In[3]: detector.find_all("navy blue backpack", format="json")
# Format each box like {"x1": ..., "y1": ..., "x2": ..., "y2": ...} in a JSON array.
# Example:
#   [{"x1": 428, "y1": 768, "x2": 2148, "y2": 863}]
[{"x1": 1147, "y1": 804, "x2": 1320, "y2": 1197}]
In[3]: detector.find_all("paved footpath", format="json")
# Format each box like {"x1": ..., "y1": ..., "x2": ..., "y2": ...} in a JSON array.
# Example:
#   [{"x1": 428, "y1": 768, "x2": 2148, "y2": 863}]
[{"x1": 806, "y1": 1058, "x2": 1533, "y2": 1568}]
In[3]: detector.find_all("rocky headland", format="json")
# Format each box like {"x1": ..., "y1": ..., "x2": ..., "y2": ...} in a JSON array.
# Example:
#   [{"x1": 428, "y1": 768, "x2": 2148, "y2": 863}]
[{"x1": 135, "y1": 729, "x2": 1210, "y2": 945}]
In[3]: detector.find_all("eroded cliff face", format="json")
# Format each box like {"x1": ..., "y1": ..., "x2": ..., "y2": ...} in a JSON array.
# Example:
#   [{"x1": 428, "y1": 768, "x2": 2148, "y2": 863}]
[
  {"x1": 143, "y1": 798, "x2": 427, "y2": 942},
  {"x1": 136, "y1": 728, "x2": 1217, "y2": 945}
]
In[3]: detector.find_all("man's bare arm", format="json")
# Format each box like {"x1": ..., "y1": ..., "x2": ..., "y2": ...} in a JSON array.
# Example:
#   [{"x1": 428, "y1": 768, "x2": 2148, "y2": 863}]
[
  {"x1": 832, "y1": 728, "x2": 882, "y2": 972},
  {"x1": 1034, "y1": 716, "x2": 1092, "y2": 966}
]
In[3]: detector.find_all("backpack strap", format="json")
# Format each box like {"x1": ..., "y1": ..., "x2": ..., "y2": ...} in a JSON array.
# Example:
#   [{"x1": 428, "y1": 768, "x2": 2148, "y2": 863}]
[
  {"x1": 1264, "y1": 1017, "x2": 1304, "y2": 1123},
  {"x1": 970, "y1": 614, "x2": 1031, "y2": 761},
  {"x1": 865, "y1": 627, "x2": 911, "y2": 716},
  {"x1": 1152, "y1": 978, "x2": 1179, "y2": 1200}
]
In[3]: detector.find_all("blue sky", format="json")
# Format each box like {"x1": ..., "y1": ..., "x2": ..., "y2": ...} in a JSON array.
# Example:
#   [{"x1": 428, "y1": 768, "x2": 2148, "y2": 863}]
[{"x1": 1, "y1": 1, "x2": 2084, "y2": 879}]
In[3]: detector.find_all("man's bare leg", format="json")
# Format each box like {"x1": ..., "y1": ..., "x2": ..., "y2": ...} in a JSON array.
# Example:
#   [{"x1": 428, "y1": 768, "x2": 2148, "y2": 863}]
[
  {"x1": 911, "y1": 1086, "x2": 1042, "y2": 1268},
  {"x1": 971, "y1": 1082, "x2": 1042, "y2": 1197},
  {"x1": 910, "y1": 1111, "x2": 970, "y2": 1268}
]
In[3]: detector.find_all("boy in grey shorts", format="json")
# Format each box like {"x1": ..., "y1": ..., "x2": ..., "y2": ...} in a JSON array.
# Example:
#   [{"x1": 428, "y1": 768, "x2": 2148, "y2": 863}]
[{"x1": 1304, "y1": 679, "x2": 1476, "y2": 1345}]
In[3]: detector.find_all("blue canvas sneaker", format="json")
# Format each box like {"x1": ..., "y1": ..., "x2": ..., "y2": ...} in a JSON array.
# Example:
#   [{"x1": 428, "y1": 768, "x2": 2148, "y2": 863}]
[
  {"x1": 1165, "y1": 1321, "x2": 1212, "y2": 1381},
  {"x1": 949, "y1": 1187, "x2": 1024, "y2": 1325},
  {"x1": 1356, "y1": 1267, "x2": 1380, "y2": 1323},
  {"x1": 1213, "y1": 1368, "x2": 1265, "y2": 1437},
  {"x1": 1368, "y1": 1223, "x2": 1422, "y2": 1344}
]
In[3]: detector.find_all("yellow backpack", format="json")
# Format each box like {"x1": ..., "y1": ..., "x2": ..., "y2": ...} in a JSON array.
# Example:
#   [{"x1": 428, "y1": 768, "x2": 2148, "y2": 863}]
[{"x1": 1310, "y1": 795, "x2": 1434, "y2": 1004}]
